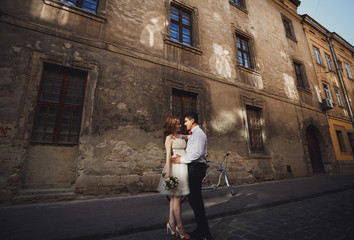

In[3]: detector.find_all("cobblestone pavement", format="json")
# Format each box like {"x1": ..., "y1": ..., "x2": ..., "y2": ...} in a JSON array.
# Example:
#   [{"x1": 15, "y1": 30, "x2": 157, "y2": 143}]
[{"x1": 109, "y1": 188, "x2": 354, "y2": 240}]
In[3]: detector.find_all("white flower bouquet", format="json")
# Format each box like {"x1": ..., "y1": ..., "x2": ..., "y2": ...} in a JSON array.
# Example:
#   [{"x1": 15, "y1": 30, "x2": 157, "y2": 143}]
[{"x1": 163, "y1": 176, "x2": 179, "y2": 191}]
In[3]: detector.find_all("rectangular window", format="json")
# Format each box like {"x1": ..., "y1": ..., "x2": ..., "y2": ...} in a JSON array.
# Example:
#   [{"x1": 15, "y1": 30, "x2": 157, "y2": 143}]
[
  {"x1": 325, "y1": 54, "x2": 334, "y2": 71},
  {"x1": 314, "y1": 47, "x2": 323, "y2": 65},
  {"x1": 236, "y1": 34, "x2": 252, "y2": 69},
  {"x1": 334, "y1": 88, "x2": 345, "y2": 107},
  {"x1": 337, "y1": 60, "x2": 343, "y2": 72},
  {"x1": 282, "y1": 15, "x2": 296, "y2": 40},
  {"x1": 172, "y1": 89, "x2": 197, "y2": 134},
  {"x1": 336, "y1": 130, "x2": 347, "y2": 152},
  {"x1": 170, "y1": 3, "x2": 192, "y2": 46},
  {"x1": 246, "y1": 106, "x2": 264, "y2": 152},
  {"x1": 60, "y1": 0, "x2": 98, "y2": 14},
  {"x1": 347, "y1": 132, "x2": 354, "y2": 154},
  {"x1": 294, "y1": 61, "x2": 307, "y2": 89},
  {"x1": 322, "y1": 82, "x2": 333, "y2": 102},
  {"x1": 230, "y1": 0, "x2": 246, "y2": 9},
  {"x1": 31, "y1": 63, "x2": 87, "y2": 144},
  {"x1": 345, "y1": 63, "x2": 352, "y2": 79}
]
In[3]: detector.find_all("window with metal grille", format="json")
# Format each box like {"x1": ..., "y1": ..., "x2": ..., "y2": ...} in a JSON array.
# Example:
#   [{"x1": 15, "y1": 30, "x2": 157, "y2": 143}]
[
  {"x1": 246, "y1": 106, "x2": 264, "y2": 152},
  {"x1": 314, "y1": 47, "x2": 323, "y2": 65},
  {"x1": 230, "y1": 0, "x2": 246, "y2": 9},
  {"x1": 236, "y1": 34, "x2": 252, "y2": 69},
  {"x1": 293, "y1": 61, "x2": 307, "y2": 89},
  {"x1": 282, "y1": 15, "x2": 296, "y2": 40},
  {"x1": 172, "y1": 89, "x2": 197, "y2": 134},
  {"x1": 170, "y1": 3, "x2": 192, "y2": 46},
  {"x1": 31, "y1": 63, "x2": 87, "y2": 144},
  {"x1": 61, "y1": 0, "x2": 98, "y2": 14}
]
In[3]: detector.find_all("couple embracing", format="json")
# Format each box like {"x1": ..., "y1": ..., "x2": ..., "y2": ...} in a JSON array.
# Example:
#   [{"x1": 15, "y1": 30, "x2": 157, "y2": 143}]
[{"x1": 157, "y1": 112, "x2": 213, "y2": 240}]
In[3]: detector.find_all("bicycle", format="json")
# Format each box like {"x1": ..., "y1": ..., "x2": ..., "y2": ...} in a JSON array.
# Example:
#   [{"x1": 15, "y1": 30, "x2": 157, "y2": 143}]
[{"x1": 202, "y1": 153, "x2": 235, "y2": 196}]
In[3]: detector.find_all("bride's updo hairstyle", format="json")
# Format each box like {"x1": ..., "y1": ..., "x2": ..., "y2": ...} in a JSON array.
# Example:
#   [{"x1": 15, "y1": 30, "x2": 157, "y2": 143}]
[{"x1": 163, "y1": 116, "x2": 178, "y2": 141}]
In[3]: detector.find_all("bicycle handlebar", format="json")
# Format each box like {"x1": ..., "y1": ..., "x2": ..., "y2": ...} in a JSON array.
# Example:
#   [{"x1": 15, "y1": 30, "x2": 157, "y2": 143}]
[{"x1": 206, "y1": 152, "x2": 230, "y2": 166}]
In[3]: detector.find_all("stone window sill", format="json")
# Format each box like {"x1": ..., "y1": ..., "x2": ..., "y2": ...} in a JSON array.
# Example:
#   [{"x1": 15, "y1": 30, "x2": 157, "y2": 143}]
[
  {"x1": 237, "y1": 65, "x2": 261, "y2": 76},
  {"x1": 297, "y1": 87, "x2": 312, "y2": 95},
  {"x1": 164, "y1": 39, "x2": 202, "y2": 55},
  {"x1": 316, "y1": 63, "x2": 326, "y2": 68},
  {"x1": 44, "y1": 0, "x2": 106, "y2": 23},
  {"x1": 248, "y1": 153, "x2": 271, "y2": 159},
  {"x1": 286, "y1": 34, "x2": 297, "y2": 43},
  {"x1": 230, "y1": 3, "x2": 248, "y2": 14}
]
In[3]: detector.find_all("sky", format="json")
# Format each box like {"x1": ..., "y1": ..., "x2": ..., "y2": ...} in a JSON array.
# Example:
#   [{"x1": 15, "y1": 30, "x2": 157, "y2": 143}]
[{"x1": 297, "y1": 0, "x2": 354, "y2": 46}]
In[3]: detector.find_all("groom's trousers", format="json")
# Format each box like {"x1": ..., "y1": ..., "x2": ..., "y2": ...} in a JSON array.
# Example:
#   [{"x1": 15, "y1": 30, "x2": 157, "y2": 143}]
[{"x1": 188, "y1": 162, "x2": 212, "y2": 239}]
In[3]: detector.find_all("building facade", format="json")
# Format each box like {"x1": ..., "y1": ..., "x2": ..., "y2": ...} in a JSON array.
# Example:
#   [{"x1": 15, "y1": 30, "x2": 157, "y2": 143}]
[
  {"x1": 302, "y1": 15, "x2": 354, "y2": 172},
  {"x1": 0, "y1": 0, "x2": 346, "y2": 204}
]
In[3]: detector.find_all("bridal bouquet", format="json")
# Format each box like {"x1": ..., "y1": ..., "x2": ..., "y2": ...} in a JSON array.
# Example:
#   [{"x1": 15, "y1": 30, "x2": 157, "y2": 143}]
[{"x1": 164, "y1": 176, "x2": 179, "y2": 191}]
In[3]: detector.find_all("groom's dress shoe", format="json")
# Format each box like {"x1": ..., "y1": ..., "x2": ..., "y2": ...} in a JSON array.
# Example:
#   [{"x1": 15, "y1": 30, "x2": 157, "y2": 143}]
[
  {"x1": 188, "y1": 229, "x2": 202, "y2": 240},
  {"x1": 188, "y1": 229, "x2": 200, "y2": 238}
]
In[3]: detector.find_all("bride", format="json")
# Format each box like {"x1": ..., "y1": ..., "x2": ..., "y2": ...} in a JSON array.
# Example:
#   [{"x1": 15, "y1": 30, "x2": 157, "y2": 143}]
[{"x1": 157, "y1": 117, "x2": 190, "y2": 239}]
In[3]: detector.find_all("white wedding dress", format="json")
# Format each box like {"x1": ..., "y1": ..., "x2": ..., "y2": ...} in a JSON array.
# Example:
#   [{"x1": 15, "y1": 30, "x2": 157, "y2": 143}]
[{"x1": 157, "y1": 138, "x2": 190, "y2": 196}]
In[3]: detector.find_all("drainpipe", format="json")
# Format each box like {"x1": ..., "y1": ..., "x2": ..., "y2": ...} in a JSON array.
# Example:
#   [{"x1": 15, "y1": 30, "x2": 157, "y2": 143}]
[{"x1": 327, "y1": 36, "x2": 354, "y2": 123}]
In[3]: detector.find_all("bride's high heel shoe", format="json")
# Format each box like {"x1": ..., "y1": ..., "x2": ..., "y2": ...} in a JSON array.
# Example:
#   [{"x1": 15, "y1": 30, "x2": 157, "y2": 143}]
[
  {"x1": 176, "y1": 226, "x2": 190, "y2": 239},
  {"x1": 166, "y1": 222, "x2": 176, "y2": 236}
]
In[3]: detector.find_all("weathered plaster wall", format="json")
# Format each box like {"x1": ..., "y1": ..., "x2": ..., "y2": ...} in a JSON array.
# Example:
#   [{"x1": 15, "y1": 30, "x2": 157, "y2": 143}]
[{"x1": 0, "y1": 0, "x2": 339, "y2": 203}]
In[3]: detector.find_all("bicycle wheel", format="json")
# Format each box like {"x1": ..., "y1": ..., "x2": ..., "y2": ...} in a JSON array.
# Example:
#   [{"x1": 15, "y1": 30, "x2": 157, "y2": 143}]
[
  {"x1": 202, "y1": 169, "x2": 221, "y2": 190},
  {"x1": 224, "y1": 172, "x2": 235, "y2": 196}
]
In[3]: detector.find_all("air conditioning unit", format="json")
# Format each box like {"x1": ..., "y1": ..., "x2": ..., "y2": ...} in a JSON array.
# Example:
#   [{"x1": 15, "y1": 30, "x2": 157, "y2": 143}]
[{"x1": 321, "y1": 98, "x2": 334, "y2": 110}]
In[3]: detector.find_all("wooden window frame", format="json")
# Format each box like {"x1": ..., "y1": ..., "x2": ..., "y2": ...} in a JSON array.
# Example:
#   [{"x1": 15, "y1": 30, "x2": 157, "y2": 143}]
[
  {"x1": 170, "y1": 2, "x2": 193, "y2": 46},
  {"x1": 60, "y1": 0, "x2": 99, "y2": 14},
  {"x1": 45, "y1": 0, "x2": 106, "y2": 22},
  {"x1": 246, "y1": 105, "x2": 264, "y2": 153},
  {"x1": 165, "y1": 1, "x2": 201, "y2": 54},
  {"x1": 172, "y1": 88, "x2": 197, "y2": 134},
  {"x1": 31, "y1": 62, "x2": 87, "y2": 145},
  {"x1": 236, "y1": 33, "x2": 253, "y2": 69},
  {"x1": 230, "y1": 0, "x2": 247, "y2": 12}
]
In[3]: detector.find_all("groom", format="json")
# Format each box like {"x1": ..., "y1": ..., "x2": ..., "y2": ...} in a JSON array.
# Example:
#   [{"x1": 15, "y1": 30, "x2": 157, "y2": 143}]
[{"x1": 172, "y1": 112, "x2": 213, "y2": 240}]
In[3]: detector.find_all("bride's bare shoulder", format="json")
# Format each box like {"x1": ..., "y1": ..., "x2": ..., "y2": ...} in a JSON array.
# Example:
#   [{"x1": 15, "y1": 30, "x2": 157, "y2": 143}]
[{"x1": 165, "y1": 134, "x2": 174, "y2": 142}]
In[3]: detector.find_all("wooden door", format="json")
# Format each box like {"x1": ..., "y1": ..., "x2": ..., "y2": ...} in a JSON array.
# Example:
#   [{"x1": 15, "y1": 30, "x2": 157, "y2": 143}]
[{"x1": 306, "y1": 126, "x2": 324, "y2": 174}]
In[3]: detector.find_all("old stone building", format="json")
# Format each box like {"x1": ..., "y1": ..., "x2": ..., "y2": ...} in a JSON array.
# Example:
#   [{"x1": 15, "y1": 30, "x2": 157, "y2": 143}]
[
  {"x1": 0, "y1": 0, "x2": 349, "y2": 204},
  {"x1": 302, "y1": 15, "x2": 354, "y2": 172}
]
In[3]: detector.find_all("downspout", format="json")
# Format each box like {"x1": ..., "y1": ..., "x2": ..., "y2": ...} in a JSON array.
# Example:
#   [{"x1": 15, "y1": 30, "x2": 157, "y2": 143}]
[{"x1": 327, "y1": 36, "x2": 354, "y2": 123}]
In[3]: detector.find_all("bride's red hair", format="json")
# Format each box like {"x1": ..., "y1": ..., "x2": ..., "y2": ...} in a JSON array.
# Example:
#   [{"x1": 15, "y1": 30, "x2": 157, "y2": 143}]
[{"x1": 163, "y1": 117, "x2": 178, "y2": 142}]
